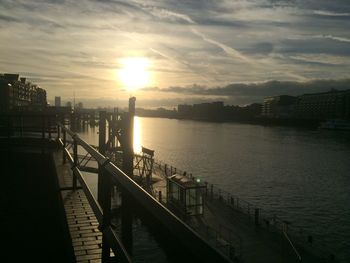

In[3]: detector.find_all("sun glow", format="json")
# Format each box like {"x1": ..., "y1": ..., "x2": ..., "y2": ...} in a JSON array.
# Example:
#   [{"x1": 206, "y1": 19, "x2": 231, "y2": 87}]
[
  {"x1": 133, "y1": 116, "x2": 142, "y2": 153},
  {"x1": 118, "y1": 57, "x2": 150, "y2": 91}
]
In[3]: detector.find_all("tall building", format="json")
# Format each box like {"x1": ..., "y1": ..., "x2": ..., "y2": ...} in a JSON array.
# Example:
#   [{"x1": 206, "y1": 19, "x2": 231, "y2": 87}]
[
  {"x1": 0, "y1": 73, "x2": 47, "y2": 112},
  {"x1": 55, "y1": 96, "x2": 61, "y2": 107},
  {"x1": 262, "y1": 95, "x2": 297, "y2": 118},
  {"x1": 295, "y1": 89, "x2": 350, "y2": 120}
]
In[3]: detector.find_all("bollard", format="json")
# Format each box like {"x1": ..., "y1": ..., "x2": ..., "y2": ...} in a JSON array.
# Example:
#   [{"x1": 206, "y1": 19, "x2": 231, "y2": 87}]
[
  {"x1": 254, "y1": 208, "x2": 260, "y2": 226},
  {"x1": 307, "y1": 235, "x2": 313, "y2": 246}
]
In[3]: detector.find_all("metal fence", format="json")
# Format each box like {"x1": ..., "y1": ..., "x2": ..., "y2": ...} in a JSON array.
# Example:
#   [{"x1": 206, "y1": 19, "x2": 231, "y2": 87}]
[{"x1": 152, "y1": 159, "x2": 338, "y2": 263}]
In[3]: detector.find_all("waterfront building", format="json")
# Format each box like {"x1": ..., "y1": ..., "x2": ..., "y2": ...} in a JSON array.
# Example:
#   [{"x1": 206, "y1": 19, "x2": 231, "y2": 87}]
[
  {"x1": 192, "y1": 101, "x2": 224, "y2": 120},
  {"x1": 0, "y1": 73, "x2": 47, "y2": 112},
  {"x1": 178, "y1": 104, "x2": 193, "y2": 118},
  {"x1": 55, "y1": 96, "x2": 61, "y2": 107},
  {"x1": 262, "y1": 95, "x2": 297, "y2": 118},
  {"x1": 295, "y1": 89, "x2": 350, "y2": 120}
]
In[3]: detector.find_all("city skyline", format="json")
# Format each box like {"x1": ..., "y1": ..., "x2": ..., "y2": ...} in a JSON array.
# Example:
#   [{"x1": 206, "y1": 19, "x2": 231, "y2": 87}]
[{"x1": 1, "y1": 0, "x2": 350, "y2": 107}]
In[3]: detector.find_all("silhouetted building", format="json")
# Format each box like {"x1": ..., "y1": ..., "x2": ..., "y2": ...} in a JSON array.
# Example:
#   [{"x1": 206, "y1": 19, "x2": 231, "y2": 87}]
[
  {"x1": 192, "y1": 101, "x2": 224, "y2": 121},
  {"x1": 296, "y1": 89, "x2": 350, "y2": 120},
  {"x1": 0, "y1": 73, "x2": 47, "y2": 112},
  {"x1": 55, "y1": 96, "x2": 61, "y2": 107},
  {"x1": 178, "y1": 104, "x2": 193, "y2": 118},
  {"x1": 262, "y1": 95, "x2": 297, "y2": 118}
]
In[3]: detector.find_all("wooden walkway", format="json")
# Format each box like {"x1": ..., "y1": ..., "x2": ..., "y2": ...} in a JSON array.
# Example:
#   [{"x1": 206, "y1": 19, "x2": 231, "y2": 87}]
[{"x1": 53, "y1": 150, "x2": 105, "y2": 263}]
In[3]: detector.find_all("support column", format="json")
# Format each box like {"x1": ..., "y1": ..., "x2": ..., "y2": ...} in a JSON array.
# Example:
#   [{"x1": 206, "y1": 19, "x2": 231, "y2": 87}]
[
  {"x1": 121, "y1": 97, "x2": 136, "y2": 255},
  {"x1": 98, "y1": 111, "x2": 111, "y2": 263}
]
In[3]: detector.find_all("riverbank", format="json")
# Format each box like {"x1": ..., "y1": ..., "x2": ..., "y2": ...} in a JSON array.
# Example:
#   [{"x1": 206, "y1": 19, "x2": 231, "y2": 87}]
[{"x1": 136, "y1": 114, "x2": 321, "y2": 129}]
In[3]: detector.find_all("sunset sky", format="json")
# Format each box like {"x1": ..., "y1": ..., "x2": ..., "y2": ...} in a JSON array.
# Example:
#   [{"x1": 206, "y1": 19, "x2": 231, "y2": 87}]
[{"x1": 0, "y1": 0, "x2": 350, "y2": 107}]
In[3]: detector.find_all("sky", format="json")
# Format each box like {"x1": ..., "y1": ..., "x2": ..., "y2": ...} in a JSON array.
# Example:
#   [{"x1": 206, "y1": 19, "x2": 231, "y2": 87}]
[{"x1": 0, "y1": 0, "x2": 350, "y2": 108}]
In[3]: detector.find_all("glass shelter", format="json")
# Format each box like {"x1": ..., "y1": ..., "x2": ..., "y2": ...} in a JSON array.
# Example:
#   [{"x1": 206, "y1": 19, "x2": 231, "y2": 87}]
[{"x1": 167, "y1": 174, "x2": 206, "y2": 217}]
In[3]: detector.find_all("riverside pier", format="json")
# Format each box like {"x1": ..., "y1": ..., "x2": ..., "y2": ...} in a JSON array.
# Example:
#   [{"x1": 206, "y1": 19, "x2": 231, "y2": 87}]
[{"x1": 0, "y1": 95, "x2": 338, "y2": 262}]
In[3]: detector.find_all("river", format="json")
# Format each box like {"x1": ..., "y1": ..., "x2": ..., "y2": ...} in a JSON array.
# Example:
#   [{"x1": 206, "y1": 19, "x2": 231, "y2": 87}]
[{"x1": 78, "y1": 116, "x2": 350, "y2": 261}]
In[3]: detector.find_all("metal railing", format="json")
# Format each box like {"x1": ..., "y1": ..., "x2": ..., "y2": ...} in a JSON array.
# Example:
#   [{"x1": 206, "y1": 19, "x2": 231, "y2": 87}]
[
  {"x1": 58, "y1": 122, "x2": 232, "y2": 263},
  {"x1": 0, "y1": 113, "x2": 59, "y2": 140},
  {"x1": 152, "y1": 159, "x2": 339, "y2": 263}
]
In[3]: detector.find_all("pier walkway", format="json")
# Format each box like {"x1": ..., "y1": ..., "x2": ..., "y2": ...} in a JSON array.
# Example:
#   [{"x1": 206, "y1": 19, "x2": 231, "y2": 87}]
[
  {"x1": 54, "y1": 150, "x2": 107, "y2": 263},
  {"x1": 0, "y1": 109, "x2": 336, "y2": 263}
]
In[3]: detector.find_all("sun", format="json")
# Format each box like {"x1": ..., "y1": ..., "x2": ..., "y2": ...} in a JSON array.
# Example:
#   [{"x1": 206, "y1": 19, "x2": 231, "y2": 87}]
[{"x1": 118, "y1": 57, "x2": 150, "y2": 91}]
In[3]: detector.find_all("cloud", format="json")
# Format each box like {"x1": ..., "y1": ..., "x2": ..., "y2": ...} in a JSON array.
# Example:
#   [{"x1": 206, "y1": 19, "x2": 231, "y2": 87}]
[
  {"x1": 142, "y1": 79, "x2": 350, "y2": 105},
  {"x1": 191, "y1": 28, "x2": 251, "y2": 63},
  {"x1": 313, "y1": 10, "x2": 350, "y2": 17},
  {"x1": 314, "y1": 34, "x2": 350, "y2": 43},
  {"x1": 0, "y1": 0, "x2": 350, "y2": 105},
  {"x1": 0, "y1": 14, "x2": 21, "y2": 23}
]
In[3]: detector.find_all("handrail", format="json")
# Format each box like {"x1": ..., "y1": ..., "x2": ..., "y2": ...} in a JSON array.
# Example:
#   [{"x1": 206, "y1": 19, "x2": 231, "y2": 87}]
[
  {"x1": 58, "y1": 122, "x2": 232, "y2": 263},
  {"x1": 283, "y1": 229, "x2": 302, "y2": 262}
]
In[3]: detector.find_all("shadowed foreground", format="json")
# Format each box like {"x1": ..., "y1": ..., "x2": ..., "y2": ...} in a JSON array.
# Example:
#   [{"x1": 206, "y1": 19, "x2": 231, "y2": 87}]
[{"x1": 0, "y1": 147, "x2": 75, "y2": 263}]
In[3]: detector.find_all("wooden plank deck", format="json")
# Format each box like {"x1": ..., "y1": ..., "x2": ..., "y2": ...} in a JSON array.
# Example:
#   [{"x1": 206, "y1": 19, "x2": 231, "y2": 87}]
[{"x1": 53, "y1": 150, "x2": 104, "y2": 263}]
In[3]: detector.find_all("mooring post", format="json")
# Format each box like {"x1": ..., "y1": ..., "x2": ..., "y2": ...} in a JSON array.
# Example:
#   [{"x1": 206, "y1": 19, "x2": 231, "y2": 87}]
[
  {"x1": 254, "y1": 208, "x2": 260, "y2": 226},
  {"x1": 73, "y1": 138, "x2": 78, "y2": 190}
]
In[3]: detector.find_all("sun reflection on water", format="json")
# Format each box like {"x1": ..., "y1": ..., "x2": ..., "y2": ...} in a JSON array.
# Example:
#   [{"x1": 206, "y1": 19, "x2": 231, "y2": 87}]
[{"x1": 133, "y1": 116, "x2": 142, "y2": 153}]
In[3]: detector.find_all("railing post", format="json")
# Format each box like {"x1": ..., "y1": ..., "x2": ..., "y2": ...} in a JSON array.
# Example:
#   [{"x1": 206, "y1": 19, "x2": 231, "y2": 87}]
[
  {"x1": 62, "y1": 129, "x2": 66, "y2": 164},
  {"x1": 57, "y1": 122, "x2": 60, "y2": 140},
  {"x1": 158, "y1": 191, "x2": 162, "y2": 203},
  {"x1": 98, "y1": 111, "x2": 107, "y2": 201},
  {"x1": 73, "y1": 137, "x2": 78, "y2": 190},
  {"x1": 121, "y1": 97, "x2": 136, "y2": 255},
  {"x1": 20, "y1": 115, "x2": 23, "y2": 138},
  {"x1": 42, "y1": 115, "x2": 45, "y2": 139},
  {"x1": 97, "y1": 111, "x2": 111, "y2": 262},
  {"x1": 48, "y1": 116, "x2": 51, "y2": 139},
  {"x1": 7, "y1": 116, "x2": 11, "y2": 140}
]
